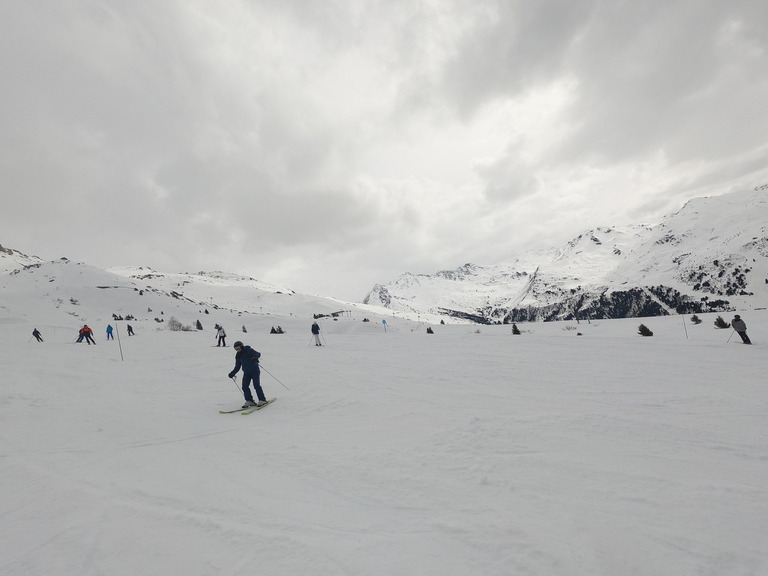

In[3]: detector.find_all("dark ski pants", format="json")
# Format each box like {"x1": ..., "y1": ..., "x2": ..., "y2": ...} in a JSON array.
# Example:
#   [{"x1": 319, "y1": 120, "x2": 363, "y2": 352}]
[
  {"x1": 241, "y1": 371, "x2": 266, "y2": 403},
  {"x1": 737, "y1": 331, "x2": 752, "y2": 344}
]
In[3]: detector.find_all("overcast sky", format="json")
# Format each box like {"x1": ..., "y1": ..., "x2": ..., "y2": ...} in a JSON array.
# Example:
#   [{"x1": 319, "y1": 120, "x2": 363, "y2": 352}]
[{"x1": 2, "y1": 1, "x2": 767, "y2": 301}]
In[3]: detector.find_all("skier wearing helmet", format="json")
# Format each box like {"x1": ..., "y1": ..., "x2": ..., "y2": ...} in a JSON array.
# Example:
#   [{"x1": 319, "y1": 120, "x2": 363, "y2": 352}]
[
  {"x1": 731, "y1": 314, "x2": 752, "y2": 345},
  {"x1": 228, "y1": 341, "x2": 268, "y2": 408}
]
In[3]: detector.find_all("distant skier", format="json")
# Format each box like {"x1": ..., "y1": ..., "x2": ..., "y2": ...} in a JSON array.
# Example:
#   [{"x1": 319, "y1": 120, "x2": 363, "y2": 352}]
[
  {"x1": 78, "y1": 325, "x2": 96, "y2": 345},
  {"x1": 216, "y1": 325, "x2": 227, "y2": 347},
  {"x1": 732, "y1": 314, "x2": 752, "y2": 345},
  {"x1": 83, "y1": 325, "x2": 96, "y2": 345},
  {"x1": 228, "y1": 341, "x2": 268, "y2": 408},
  {"x1": 311, "y1": 321, "x2": 322, "y2": 346},
  {"x1": 127, "y1": 324, "x2": 135, "y2": 336},
  {"x1": 32, "y1": 328, "x2": 43, "y2": 342},
  {"x1": 106, "y1": 324, "x2": 114, "y2": 340}
]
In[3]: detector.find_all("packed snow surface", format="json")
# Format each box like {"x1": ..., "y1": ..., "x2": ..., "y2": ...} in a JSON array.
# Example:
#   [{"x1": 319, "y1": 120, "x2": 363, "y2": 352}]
[{"x1": 2, "y1": 310, "x2": 767, "y2": 575}]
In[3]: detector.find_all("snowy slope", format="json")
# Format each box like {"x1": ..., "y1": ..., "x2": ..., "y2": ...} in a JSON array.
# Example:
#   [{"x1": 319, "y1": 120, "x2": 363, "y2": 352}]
[
  {"x1": 0, "y1": 243, "x2": 45, "y2": 273},
  {"x1": 1, "y1": 273, "x2": 767, "y2": 576},
  {"x1": 364, "y1": 188, "x2": 768, "y2": 321},
  {"x1": 0, "y1": 257, "x2": 426, "y2": 347},
  {"x1": 612, "y1": 191, "x2": 768, "y2": 295}
]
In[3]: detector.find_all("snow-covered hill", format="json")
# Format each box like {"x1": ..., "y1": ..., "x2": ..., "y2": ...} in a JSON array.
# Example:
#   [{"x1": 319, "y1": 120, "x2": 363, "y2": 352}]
[
  {"x1": 0, "y1": 243, "x2": 45, "y2": 273},
  {"x1": 0, "y1": 256, "x2": 410, "y2": 339},
  {"x1": 364, "y1": 188, "x2": 768, "y2": 322}
]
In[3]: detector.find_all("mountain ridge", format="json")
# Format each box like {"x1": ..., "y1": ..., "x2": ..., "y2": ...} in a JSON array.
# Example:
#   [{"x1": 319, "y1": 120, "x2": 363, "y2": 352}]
[
  {"x1": 3, "y1": 188, "x2": 766, "y2": 325},
  {"x1": 0, "y1": 253, "x2": 401, "y2": 331},
  {"x1": 363, "y1": 188, "x2": 768, "y2": 322}
]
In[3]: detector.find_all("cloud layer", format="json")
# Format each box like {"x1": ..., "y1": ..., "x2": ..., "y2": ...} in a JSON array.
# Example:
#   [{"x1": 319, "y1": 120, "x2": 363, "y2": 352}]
[{"x1": 2, "y1": 0, "x2": 767, "y2": 300}]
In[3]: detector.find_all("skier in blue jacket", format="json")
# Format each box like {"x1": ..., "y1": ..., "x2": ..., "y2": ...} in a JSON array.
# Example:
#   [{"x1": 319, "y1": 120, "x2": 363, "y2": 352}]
[{"x1": 228, "y1": 341, "x2": 268, "y2": 408}]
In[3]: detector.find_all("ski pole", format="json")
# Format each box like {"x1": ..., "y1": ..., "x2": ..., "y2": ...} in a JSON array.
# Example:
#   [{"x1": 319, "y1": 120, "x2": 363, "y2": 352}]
[
  {"x1": 260, "y1": 364, "x2": 290, "y2": 390},
  {"x1": 231, "y1": 376, "x2": 245, "y2": 398},
  {"x1": 727, "y1": 330, "x2": 735, "y2": 343}
]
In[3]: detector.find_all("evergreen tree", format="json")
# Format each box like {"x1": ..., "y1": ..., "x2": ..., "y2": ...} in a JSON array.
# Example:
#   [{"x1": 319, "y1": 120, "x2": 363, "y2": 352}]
[
  {"x1": 713, "y1": 315, "x2": 730, "y2": 329},
  {"x1": 638, "y1": 323, "x2": 653, "y2": 336}
]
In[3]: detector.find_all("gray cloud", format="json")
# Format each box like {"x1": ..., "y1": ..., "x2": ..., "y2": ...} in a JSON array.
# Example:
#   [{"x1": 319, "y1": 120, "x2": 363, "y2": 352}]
[{"x1": 1, "y1": 1, "x2": 767, "y2": 301}]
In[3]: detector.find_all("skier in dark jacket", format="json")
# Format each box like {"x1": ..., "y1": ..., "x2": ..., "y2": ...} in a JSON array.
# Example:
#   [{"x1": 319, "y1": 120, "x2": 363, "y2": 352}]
[
  {"x1": 311, "y1": 321, "x2": 322, "y2": 346},
  {"x1": 228, "y1": 341, "x2": 267, "y2": 408},
  {"x1": 32, "y1": 328, "x2": 43, "y2": 342},
  {"x1": 732, "y1": 315, "x2": 752, "y2": 344}
]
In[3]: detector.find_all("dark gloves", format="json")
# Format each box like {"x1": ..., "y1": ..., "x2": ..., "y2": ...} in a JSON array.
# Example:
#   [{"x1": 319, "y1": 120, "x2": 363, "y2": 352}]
[{"x1": 228, "y1": 372, "x2": 236, "y2": 379}]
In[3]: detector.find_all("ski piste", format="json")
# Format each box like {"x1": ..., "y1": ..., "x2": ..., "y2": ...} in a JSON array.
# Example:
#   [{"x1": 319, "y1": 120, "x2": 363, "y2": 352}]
[{"x1": 241, "y1": 397, "x2": 276, "y2": 414}]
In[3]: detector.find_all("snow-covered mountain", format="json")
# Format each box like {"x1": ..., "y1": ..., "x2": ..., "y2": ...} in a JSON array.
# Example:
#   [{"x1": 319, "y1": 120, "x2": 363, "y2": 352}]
[
  {"x1": 0, "y1": 243, "x2": 45, "y2": 272},
  {"x1": 4, "y1": 187, "x2": 767, "y2": 327},
  {"x1": 0, "y1": 253, "x2": 401, "y2": 334},
  {"x1": 364, "y1": 188, "x2": 768, "y2": 322}
]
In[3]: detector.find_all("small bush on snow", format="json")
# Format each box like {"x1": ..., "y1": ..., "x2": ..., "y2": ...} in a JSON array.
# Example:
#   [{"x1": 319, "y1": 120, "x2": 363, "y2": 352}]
[{"x1": 638, "y1": 324, "x2": 653, "y2": 337}]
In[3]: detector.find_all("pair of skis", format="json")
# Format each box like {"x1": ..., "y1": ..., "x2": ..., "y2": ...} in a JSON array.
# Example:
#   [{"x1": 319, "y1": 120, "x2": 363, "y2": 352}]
[{"x1": 219, "y1": 398, "x2": 277, "y2": 415}]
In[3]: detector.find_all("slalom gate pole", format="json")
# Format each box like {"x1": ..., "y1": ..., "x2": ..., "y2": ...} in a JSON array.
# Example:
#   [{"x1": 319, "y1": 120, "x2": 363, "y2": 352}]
[
  {"x1": 115, "y1": 324, "x2": 124, "y2": 361},
  {"x1": 727, "y1": 330, "x2": 735, "y2": 343},
  {"x1": 260, "y1": 364, "x2": 290, "y2": 390},
  {"x1": 682, "y1": 315, "x2": 688, "y2": 340}
]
